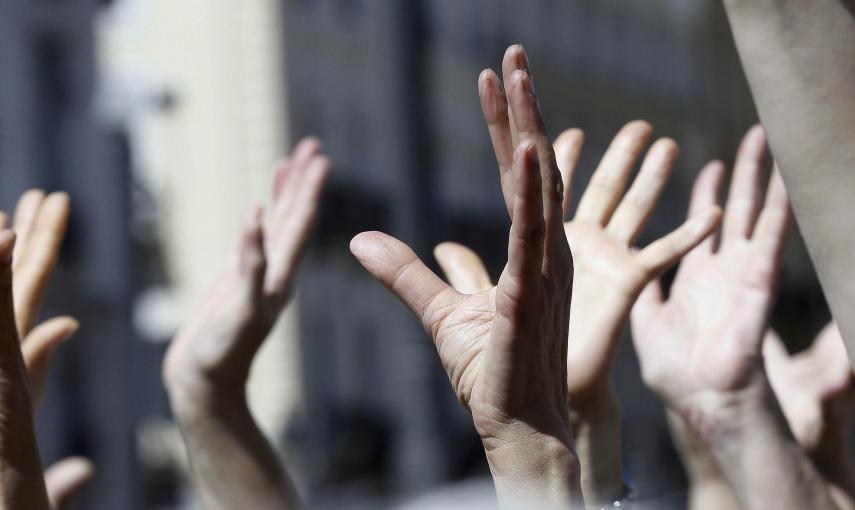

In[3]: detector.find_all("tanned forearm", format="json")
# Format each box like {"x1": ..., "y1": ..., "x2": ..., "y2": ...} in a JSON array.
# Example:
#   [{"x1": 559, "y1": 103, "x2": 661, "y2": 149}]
[
  {"x1": 169, "y1": 383, "x2": 300, "y2": 510},
  {"x1": 688, "y1": 379, "x2": 838, "y2": 510},
  {"x1": 721, "y1": 0, "x2": 855, "y2": 356}
]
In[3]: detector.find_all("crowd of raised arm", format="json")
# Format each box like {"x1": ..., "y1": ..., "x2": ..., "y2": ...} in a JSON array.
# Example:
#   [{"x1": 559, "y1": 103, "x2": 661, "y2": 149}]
[{"x1": 0, "y1": 0, "x2": 853, "y2": 508}]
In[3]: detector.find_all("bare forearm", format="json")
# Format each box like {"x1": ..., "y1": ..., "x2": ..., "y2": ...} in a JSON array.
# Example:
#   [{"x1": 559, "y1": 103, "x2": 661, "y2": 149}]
[
  {"x1": 570, "y1": 388, "x2": 624, "y2": 507},
  {"x1": 722, "y1": 0, "x2": 855, "y2": 354},
  {"x1": 697, "y1": 381, "x2": 838, "y2": 510},
  {"x1": 667, "y1": 411, "x2": 741, "y2": 510},
  {"x1": 484, "y1": 433, "x2": 585, "y2": 509},
  {"x1": 170, "y1": 385, "x2": 300, "y2": 510}
]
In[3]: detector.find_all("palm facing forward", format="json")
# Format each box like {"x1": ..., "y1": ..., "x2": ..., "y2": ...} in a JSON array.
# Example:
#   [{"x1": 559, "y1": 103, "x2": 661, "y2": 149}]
[{"x1": 631, "y1": 126, "x2": 791, "y2": 409}]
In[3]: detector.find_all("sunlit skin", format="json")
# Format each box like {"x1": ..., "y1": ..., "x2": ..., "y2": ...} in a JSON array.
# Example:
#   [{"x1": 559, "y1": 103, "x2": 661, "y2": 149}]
[
  {"x1": 632, "y1": 127, "x2": 838, "y2": 510},
  {"x1": 435, "y1": 116, "x2": 721, "y2": 504},
  {"x1": 163, "y1": 138, "x2": 329, "y2": 510},
  {"x1": 352, "y1": 45, "x2": 584, "y2": 509},
  {"x1": 720, "y1": 0, "x2": 855, "y2": 360},
  {"x1": 1, "y1": 191, "x2": 94, "y2": 509}
]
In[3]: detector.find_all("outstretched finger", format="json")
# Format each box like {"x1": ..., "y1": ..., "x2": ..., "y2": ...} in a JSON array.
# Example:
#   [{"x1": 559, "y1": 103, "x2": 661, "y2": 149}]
[
  {"x1": 0, "y1": 211, "x2": 7, "y2": 230},
  {"x1": 501, "y1": 45, "x2": 530, "y2": 149},
  {"x1": 265, "y1": 154, "x2": 330, "y2": 302},
  {"x1": 14, "y1": 192, "x2": 70, "y2": 336},
  {"x1": 752, "y1": 167, "x2": 791, "y2": 263},
  {"x1": 607, "y1": 138, "x2": 679, "y2": 244},
  {"x1": 722, "y1": 125, "x2": 766, "y2": 242},
  {"x1": 434, "y1": 242, "x2": 493, "y2": 294},
  {"x1": 45, "y1": 457, "x2": 95, "y2": 510},
  {"x1": 498, "y1": 143, "x2": 545, "y2": 308},
  {"x1": 506, "y1": 71, "x2": 565, "y2": 270},
  {"x1": 576, "y1": 121, "x2": 653, "y2": 225},
  {"x1": 21, "y1": 316, "x2": 79, "y2": 410},
  {"x1": 684, "y1": 161, "x2": 726, "y2": 258},
  {"x1": 479, "y1": 69, "x2": 515, "y2": 217},
  {"x1": 351, "y1": 231, "x2": 457, "y2": 338},
  {"x1": 554, "y1": 128, "x2": 585, "y2": 219},
  {"x1": 12, "y1": 189, "x2": 46, "y2": 262},
  {"x1": 636, "y1": 206, "x2": 722, "y2": 278}
]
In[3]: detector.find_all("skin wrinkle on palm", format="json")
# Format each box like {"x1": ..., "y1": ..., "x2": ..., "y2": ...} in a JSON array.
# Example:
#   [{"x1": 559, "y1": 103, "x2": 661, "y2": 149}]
[
  {"x1": 436, "y1": 118, "x2": 722, "y2": 506},
  {"x1": 353, "y1": 45, "x2": 583, "y2": 509},
  {"x1": 632, "y1": 127, "x2": 839, "y2": 510}
]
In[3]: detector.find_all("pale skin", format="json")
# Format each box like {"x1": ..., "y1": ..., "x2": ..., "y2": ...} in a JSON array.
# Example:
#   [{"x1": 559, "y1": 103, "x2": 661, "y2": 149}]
[
  {"x1": 163, "y1": 137, "x2": 329, "y2": 510},
  {"x1": 677, "y1": 323, "x2": 855, "y2": 510},
  {"x1": 353, "y1": 45, "x2": 585, "y2": 509},
  {"x1": 765, "y1": 324, "x2": 855, "y2": 507},
  {"x1": 631, "y1": 126, "x2": 839, "y2": 509},
  {"x1": 0, "y1": 191, "x2": 94, "y2": 509},
  {"x1": 435, "y1": 112, "x2": 721, "y2": 505},
  {"x1": 719, "y1": 0, "x2": 855, "y2": 360}
]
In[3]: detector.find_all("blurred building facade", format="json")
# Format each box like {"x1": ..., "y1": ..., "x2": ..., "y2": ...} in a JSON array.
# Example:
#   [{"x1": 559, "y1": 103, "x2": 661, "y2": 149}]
[
  {"x1": 0, "y1": 1, "x2": 830, "y2": 509},
  {"x1": 284, "y1": 1, "x2": 825, "y2": 509}
]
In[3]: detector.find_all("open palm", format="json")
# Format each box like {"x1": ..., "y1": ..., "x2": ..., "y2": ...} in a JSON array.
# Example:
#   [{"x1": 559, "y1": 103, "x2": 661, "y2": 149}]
[
  {"x1": 435, "y1": 121, "x2": 721, "y2": 404},
  {"x1": 631, "y1": 126, "x2": 791, "y2": 406},
  {"x1": 352, "y1": 45, "x2": 574, "y2": 451}
]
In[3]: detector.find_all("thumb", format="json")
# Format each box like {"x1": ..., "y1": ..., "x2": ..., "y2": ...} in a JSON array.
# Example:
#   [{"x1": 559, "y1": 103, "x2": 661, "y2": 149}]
[
  {"x1": 351, "y1": 232, "x2": 455, "y2": 335},
  {"x1": 434, "y1": 242, "x2": 493, "y2": 294},
  {"x1": 45, "y1": 457, "x2": 94, "y2": 509}
]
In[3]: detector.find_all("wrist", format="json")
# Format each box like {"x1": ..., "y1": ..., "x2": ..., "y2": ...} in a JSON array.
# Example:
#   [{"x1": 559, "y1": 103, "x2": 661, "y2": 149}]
[
  {"x1": 484, "y1": 433, "x2": 583, "y2": 509},
  {"x1": 568, "y1": 386, "x2": 624, "y2": 505},
  {"x1": 675, "y1": 373, "x2": 774, "y2": 448},
  {"x1": 167, "y1": 373, "x2": 248, "y2": 426}
]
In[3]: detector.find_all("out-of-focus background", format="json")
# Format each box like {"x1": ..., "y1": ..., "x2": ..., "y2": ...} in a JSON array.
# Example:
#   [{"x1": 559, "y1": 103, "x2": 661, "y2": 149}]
[{"x1": 0, "y1": 1, "x2": 830, "y2": 509}]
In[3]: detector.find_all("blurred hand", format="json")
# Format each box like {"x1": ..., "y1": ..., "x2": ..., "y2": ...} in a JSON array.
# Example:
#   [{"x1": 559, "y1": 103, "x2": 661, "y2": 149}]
[
  {"x1": 0, "y1": 230, "x2": 51, "y2": 510},
  {"x1": 163, "y1": 138, "x2": 328, "y2": 510},
  {"x1": 631, "y1": 126, "x2": 789, "y2": 410},
  {"x1": 164, "y1": 137, "x2": 329, "y2": 397},
  {"x1": 628, "y1": 129, "x2": 845, "y2": 510},
  {"x1": 2, "y1": 191, "x2": 93, "y2": 508},
  {"x1": 1, "y1": 191, "x2": 77, "y2": 408},
  {"x1": 352, "y1": 45, "x2": 581, "y2": 508},
  {"x1": 765, "y1": 324, "x2": 855, "y2": 494}
]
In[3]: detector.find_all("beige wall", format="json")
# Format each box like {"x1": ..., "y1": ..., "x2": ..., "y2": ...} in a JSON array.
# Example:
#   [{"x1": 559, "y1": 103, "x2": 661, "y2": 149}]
[{"x1": 97, "y1": 0, "x2": 300, "y2": 446}]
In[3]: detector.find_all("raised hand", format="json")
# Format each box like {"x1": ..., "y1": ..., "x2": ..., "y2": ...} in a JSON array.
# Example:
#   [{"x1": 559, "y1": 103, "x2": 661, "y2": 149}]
[
  {"x1": 435, "y1": 117, "x2": 721, "y2": 504},
  {"x1": 631, "y1": 126, "x2": 788, "y2": 404},
  {"x1": 1, "y1": 191, "x2": 76, "y2": 408},
  {"x1": 765, "y1": 324, "x2": 855, "y2": 501},
  {"x1": 352, "y1": 45, "x2": 581, "y2": 508},
  {"x1": 0, "y1": 230, "x2": 51, "y2": 510},
  {"x1": 631, "y1": 127, "x2": 837, "y2": 509},
  {"x1": 1, "y1": 191, "x2": 93, "y2": 508},
  {"x1": 163, "y1": 138, "x2": 329, "y2": 510},
  {"x1": 164, "y1": 138, "x2": 328, "y2": 392}
]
